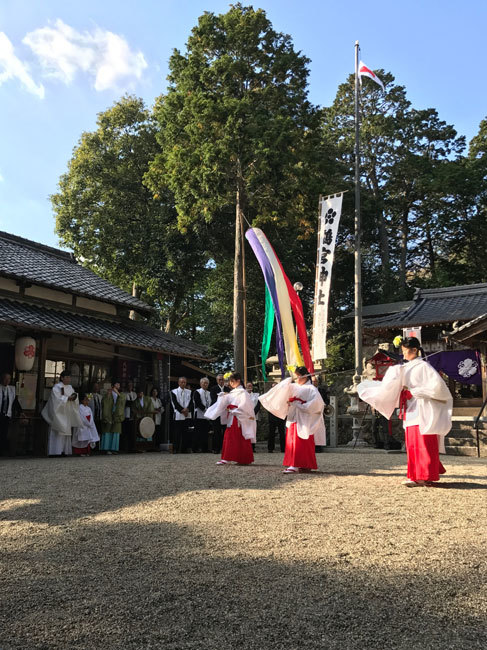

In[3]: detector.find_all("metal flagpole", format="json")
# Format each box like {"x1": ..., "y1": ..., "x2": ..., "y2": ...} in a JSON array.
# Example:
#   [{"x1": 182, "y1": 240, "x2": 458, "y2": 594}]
[
  {"x1": 354, "y1": 40, "x2": 362, "y2": 386},
  {"x1": 349, "y1": 39, "x2": 366, "y2": 446}
]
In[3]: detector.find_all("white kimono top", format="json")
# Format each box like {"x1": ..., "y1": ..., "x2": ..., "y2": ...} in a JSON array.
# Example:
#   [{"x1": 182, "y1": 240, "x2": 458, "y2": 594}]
[
  {"x1": 171, "y1": 387, "x2": 192, "y2": 421},
  {"x1": 0, "y1": 385, "x2": 16, "y2": 418},
  {"x1": 72, "y1": 404, "x2": 100, "y2": 447},
  {"x1": 259, "y1": 378, "x2": 326, "y2": 442},
  {"x1": 357, "y1": 357, "x2": 452, "y2": 452},
  {"x1": 42, "y1": 382, "x2": 83, "y2": 435},
  {"x1": 205, "y1": 386, "x2": 256, "y2": 441},
  {"x1": 194, "y1": 388, "x2": 211, "y2": 419},
  {"x1": 247, "y1": 391, "x2": 261, "y2": 422},
  {"x1": 151, "y1": 397, "x2": 164, "y2": 425}
]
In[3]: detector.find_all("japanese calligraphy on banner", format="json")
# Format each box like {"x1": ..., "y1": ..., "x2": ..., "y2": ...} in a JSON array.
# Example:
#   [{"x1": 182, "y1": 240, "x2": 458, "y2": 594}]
[
  {"x1": 312, "y1": 193, "x2": 343, "y2": 361},
  {"x1": 403, "y1": 326, "x2": 422, "y2": 344}
]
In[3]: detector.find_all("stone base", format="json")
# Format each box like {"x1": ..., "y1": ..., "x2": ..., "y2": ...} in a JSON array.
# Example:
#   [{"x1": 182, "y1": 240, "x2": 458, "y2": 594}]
[{"x1": 346, "y1": 437, "x2": 370, "y2": 447}]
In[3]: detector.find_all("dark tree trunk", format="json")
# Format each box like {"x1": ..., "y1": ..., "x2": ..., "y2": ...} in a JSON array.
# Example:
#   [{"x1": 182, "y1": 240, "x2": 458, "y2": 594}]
[{"x1": 233, "y1": 176, "x2": 247, "y2": 379}]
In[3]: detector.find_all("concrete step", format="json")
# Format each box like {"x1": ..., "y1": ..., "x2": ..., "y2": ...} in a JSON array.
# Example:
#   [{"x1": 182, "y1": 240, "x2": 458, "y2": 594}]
[
  {"x1": 445, "y1": 445, "x2": 485, "y2": 457},
  {"x1": 446, "y1": 436, "x2": 478, "y2": 447}
]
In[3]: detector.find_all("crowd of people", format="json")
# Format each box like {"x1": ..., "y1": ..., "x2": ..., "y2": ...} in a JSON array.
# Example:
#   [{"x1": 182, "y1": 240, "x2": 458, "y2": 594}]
[
  {"x1": 5, "y1": 336, "x2": 451, "y2": 484},
  {"x1": 37, "y1": 369, "x2": 330, "y2": 472}
]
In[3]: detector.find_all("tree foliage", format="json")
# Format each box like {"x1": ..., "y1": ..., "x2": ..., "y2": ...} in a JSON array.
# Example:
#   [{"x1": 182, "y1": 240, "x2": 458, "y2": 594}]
[
  {"x1": 52, "y1": 95, "x2": 207, "y2": 331},
  {"x1": 51, "y1": 6, "x2": 487, "y2": 373}
]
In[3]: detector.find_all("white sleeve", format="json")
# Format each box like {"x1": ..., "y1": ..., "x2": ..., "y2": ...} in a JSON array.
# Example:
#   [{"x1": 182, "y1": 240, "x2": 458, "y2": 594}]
[
  {"x1": 258, "y1": 378, "x2": 292, "y2": 420},
  {"x1": 297, "y1": 389, "x2": 324, "y2": 415},
  {"x1": 204, "y1": 393, "x2": 230, "y2": 420},
  {"x1": 410, "y1": 364, "x2": 451, "y2": 402},
  {"x1": 357, "y1": 365, "x2": 403, "y2": 419}
]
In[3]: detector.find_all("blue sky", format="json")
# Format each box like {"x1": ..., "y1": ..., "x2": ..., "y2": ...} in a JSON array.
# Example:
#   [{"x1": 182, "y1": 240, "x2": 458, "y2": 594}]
[{"x1": 1, "y1": 0, "x2": 486, "y2": 248}]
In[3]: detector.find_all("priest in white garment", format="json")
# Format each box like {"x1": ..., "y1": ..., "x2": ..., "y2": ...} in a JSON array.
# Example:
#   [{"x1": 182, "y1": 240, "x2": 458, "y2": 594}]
[{"x1": 42, "y1": 370, "x2": 83, "y2": 456}]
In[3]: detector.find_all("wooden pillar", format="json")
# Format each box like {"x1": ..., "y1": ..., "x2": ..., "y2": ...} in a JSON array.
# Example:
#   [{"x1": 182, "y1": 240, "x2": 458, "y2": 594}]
[
  {"x1": 35, "y1": 335, "x2": 47, "y2": 414},
  {"x1": 35, "y1": 335, "x2": 48, "y2": 456}
]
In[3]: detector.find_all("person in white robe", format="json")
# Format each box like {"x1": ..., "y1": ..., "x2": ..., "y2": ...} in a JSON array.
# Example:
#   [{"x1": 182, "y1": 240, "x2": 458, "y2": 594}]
[
  {"x1": 205, "y1": 372, "x2": 255, "y2": 465},
  {"x1": 259, "y1": 367, "x2": 325, "y2": 473},
  {"x1": 72, "y1": 394, "x2": 100, "y2": 455},
  {"x1": 357, "y1": 336, "x2": 452, "y2": 486},
  {"x1": 246, "y1": 381, "x2": 261, "y2": 448},
  {"x1": 42, "y1": 370, "x2": 83, "y2": 456}
]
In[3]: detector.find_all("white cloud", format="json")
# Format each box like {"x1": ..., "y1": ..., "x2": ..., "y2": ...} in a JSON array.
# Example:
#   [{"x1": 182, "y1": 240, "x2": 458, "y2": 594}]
[
  {"x1": 23, "y1": 19, "x2": 148, "y2": 91},
  {"x1": 0, "y1": 171, "x2": 4, "y2": 182},
  {"x1": 0, "y1": 32, "x2": 45, "y2": 98}
]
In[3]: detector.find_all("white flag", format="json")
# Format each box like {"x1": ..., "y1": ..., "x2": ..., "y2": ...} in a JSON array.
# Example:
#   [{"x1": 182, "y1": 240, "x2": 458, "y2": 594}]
[
  {"x1": 358, "y1": 61, "x2": 384, "y2": 91},
  {"x1": 312, "y1": 193, "x2": 343, "y2": 361}
]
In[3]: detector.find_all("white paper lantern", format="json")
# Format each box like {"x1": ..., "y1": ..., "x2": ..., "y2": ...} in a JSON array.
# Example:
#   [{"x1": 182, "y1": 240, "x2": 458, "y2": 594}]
[{"x1": 15, "y1": 337, "x2": 36, "y2": 371}]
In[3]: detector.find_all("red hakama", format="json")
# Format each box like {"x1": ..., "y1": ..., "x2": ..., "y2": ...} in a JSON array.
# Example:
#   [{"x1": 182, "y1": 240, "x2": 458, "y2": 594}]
[
  {"x1": 405, "y1": 425, "x2": 446, "y2": 482},
  {"x1": 73, "y1": 445, "x2": 90, "y2": 455},
  {"x1": 283, "y1": 422, "x2": 317, "y2": 470},
  {"x1": 221, "y1": 417, "x2": 254, "y2": 465}
]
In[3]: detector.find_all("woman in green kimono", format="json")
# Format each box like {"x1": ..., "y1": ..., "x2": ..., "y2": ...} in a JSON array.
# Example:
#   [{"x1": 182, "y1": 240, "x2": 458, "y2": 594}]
[{"x1": 101, "y1": 380, "x2": 126, "y2": 454}]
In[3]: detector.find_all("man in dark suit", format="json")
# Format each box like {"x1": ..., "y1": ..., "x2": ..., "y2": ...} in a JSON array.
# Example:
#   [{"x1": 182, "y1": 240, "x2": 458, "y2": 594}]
[
  {"x1": 170, "y1": 377, "x2": 193, "y2": 453},
  {"x1": 0, "y1": 372, "x2": 20, "y2": 456},
  {"x1": 209, "y1": 374, "x2": 230, "y2": 453},
  {"x1": 265, "y1": 382, "x2": 286, "y2": 453}
]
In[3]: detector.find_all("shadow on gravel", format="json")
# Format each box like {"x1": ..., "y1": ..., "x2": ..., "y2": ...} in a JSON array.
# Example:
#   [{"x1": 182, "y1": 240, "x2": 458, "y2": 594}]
[
  {"x1": 427, "y1": 481, "x2": 487, "y2": 490},
  {"x1": 0, "y1": 455, "x2": 413, "y2": 526},
  {"x1": 0, "y1": 518, "x2": 485, "y2": 650}
]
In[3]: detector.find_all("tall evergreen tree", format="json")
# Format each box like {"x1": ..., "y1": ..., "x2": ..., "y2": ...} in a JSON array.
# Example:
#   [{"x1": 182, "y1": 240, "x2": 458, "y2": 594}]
[
  {"x1": 146, "y1": 3, "x2": 329, "y2": 372},
  {"x1": 52, "y1": 96, "x2": 207, "y2": 332}
]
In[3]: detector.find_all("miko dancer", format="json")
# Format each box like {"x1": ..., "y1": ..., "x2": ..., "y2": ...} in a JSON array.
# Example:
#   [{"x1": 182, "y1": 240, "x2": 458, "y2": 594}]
[
  {"x1": 358, "y1": 337, "x2": 452, "y2": 487},
  {"x1": 260, "y1": 366, "x2": 325, "y2": 474},
  {"x1": 205, "y1": 372, "x2": 255, "y2": 465},
  {"x1": 72, "y1": 393, "x2": 99, "y2": 456}
]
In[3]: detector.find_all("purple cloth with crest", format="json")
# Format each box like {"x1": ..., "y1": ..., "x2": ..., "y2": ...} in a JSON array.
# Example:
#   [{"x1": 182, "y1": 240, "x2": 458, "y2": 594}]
[{"x1": 427, "y1": 350, "x2": 481, "y2": 385}]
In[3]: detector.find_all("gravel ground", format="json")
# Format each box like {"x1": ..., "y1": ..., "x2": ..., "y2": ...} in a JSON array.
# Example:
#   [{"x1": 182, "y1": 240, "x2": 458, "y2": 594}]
[{"x1": 0, "y1": 450, "x2": 486, "y2": 650}]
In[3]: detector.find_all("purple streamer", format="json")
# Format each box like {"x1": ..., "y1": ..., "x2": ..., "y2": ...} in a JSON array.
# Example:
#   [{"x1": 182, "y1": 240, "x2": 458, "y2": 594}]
[{"x1": 245, "y1": 229, "x2": 285, "y2": 377}]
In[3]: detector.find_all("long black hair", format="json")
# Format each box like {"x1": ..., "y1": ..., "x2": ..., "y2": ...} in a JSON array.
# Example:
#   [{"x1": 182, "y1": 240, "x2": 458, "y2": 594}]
[{"x1": 401, "y1": 337, "x2": 426, "y2": 359}]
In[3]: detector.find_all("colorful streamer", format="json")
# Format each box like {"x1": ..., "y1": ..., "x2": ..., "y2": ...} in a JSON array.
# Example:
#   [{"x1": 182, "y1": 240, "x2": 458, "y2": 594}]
[
  {"x1": 261, "y1": 287, "x2": 274, "y2": 381},
  {"x1": 245, "y1": 227, "x2": 315, "y2": 378}
]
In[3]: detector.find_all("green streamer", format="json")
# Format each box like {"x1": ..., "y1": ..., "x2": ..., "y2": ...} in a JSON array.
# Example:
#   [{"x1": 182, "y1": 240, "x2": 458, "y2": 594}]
[{"x1": 261, "y1": 286, "x2": 275, "y2": 381}]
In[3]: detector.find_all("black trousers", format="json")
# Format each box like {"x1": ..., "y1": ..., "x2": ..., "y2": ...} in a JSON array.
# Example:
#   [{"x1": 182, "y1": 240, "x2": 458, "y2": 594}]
[
  {"x1": 0, "y1": 415, "x2": 10, "y2": 455},
  {"x1": 122, "y1": 418, "x2": 136, "y2": 452},
  {"x1": 193, "y1": 418, "x2": 209, "y2": 452},
  {"x1": 212, "y1": 419, "x2": 225, "y2": 453},
  {"x1": 268, "y1": 417, "x2": 286, "y2": 452},
  {"x1": 172, "y1": 419, "x2": 192, "y2": 452}
]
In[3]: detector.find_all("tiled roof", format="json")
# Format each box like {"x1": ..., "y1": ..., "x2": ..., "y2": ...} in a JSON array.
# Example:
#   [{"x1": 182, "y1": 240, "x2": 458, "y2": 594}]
[
  {"x1": 0, "y1": 231, "x2": 152, "y2": 314},
  {"x1": 364, "y1": 283, "x2": 487, "y2": 330},
  {"x1": 0, "y1": 298, "x2": 210, "y2": 360},
  {"x1": 345, "y1": 300, "x2": 412, "y2": 319}
]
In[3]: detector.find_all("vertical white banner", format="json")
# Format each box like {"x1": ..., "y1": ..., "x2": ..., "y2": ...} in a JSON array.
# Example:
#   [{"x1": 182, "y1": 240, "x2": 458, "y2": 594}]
[{"x1": 312, "y1": 193, "x2": 343, "y2": 361}]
